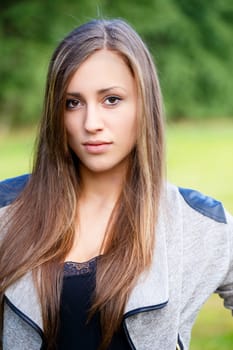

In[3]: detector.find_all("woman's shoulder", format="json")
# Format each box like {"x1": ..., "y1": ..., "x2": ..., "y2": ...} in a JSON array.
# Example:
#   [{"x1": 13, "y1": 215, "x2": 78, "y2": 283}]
[
  {"x1": 0, "y1": 174, "x2": 29, "y2": 209},
  {"x1": 164, "y1": 182, "x2": 231, "y2": 226},
  {"x1": 164, "y1": 183, "x2": 233, "y2": 272}
]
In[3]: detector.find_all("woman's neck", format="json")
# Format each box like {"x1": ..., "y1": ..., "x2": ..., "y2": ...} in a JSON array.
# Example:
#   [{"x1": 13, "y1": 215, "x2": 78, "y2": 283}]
[
  {"x1": 79, "y1": 165, "x2": 126, "y2": 204},
  {"x1": 65, "y1": 165, "x2": 126, "y2": 263}
]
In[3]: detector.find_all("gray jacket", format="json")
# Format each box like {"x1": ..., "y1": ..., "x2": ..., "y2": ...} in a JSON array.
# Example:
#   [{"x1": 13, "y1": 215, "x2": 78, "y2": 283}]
[{"x1": 1, "y1": 182, "x2": 233, "y2": 349}]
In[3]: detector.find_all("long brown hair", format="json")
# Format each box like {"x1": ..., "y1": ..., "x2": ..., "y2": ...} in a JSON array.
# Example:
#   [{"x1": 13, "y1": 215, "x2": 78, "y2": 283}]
[{"x1": 0, "y1": 19, "x2": 165, "y2": 349}]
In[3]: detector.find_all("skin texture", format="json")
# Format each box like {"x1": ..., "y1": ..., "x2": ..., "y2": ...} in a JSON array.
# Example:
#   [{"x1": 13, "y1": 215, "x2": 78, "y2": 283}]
[
  {"x1": 65, "y1": 49, "x2": 138, "y2": 177},
  {"x1": 64, "y1": 49, "x2": 138, "y2": 262}
]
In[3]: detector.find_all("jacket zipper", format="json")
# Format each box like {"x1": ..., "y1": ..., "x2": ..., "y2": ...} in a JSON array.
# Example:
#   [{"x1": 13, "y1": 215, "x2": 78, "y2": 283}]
[{"x1": 123, "y1": 301, "x2": 168, "y2": 349}]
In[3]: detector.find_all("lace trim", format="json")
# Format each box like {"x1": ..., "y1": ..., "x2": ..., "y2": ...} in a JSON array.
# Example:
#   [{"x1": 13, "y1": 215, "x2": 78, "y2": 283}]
[{"x1": 64, "y1": 256, "x2": 98, "y2": 277}]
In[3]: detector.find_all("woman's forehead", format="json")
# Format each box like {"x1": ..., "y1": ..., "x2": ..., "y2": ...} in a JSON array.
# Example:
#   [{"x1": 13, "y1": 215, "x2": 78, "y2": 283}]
[{"x1": 66, "y1": 49, "x2": 136, "y2": 94}]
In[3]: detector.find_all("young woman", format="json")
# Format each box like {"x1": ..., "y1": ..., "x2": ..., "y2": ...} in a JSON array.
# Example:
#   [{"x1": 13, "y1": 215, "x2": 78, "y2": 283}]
[{"x1": 0, "y1": 19, "x2": 232, "y2": 350}]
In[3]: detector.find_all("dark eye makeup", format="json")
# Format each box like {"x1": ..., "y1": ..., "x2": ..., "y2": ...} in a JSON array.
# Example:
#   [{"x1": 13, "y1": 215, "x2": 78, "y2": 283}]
[{"x1": 66, "y1": 99, "x2": 80, "y2": 109}]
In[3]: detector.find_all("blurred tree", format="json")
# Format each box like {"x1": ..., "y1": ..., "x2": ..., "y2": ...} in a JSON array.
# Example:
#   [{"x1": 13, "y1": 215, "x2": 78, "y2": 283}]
[{"x1": 0, "y1": 0, "x2": 232, "y2": 126}]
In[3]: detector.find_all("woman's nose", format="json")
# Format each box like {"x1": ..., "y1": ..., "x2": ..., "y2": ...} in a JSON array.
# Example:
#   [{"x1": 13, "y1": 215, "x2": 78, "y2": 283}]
[{"x1": 84, "y1": 104, "x2": 104, "y2": 133}]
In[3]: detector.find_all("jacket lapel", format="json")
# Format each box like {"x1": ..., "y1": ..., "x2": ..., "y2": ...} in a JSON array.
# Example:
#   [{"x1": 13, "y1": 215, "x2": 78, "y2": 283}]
[
  {"x1": 5, "y1": 271, "x2": 43, "y2": 331},
  {"x1": 4, "y1": 197, "x2": 169, "y2": 332}
]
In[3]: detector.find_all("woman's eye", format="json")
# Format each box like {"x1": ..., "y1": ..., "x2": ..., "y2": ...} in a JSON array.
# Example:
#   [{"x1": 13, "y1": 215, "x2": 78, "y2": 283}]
[
  {"x1": 104, "y1": 96, "x2": 122, "y2": 106},
  {"x1": 66, "y1": 99, "x2": 81, "y2": 109}
]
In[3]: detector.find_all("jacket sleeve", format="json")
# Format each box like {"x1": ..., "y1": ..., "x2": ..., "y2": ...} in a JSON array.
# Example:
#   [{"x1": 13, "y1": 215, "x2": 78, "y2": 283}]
[
  {"x1": 216, "y1": 211, "x2": 233, "y2": 315},
  {"x1": 0, "y1": 174, "x2": 29, "y2": 208}
]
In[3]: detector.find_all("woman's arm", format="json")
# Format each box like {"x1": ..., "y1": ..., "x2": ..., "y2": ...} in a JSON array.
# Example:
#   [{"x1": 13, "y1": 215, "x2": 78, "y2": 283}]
[{"x1": 216, "y1": 211, "x2": 233, "y2": 314}]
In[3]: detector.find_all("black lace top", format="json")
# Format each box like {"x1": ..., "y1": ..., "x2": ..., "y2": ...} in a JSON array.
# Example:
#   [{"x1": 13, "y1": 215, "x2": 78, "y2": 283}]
[{"x1": 55, "y1": 257, "x2": 131, "y2": 349}]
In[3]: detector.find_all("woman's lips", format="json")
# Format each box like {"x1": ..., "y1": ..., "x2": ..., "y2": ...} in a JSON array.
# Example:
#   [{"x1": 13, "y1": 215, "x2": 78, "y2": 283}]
[{"x1": 82, "y1": 141, "x2": 113, "y2": 154}]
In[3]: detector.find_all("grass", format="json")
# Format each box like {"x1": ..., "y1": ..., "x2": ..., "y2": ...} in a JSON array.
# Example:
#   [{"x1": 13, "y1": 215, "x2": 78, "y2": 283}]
[
  {"x1": 167, "y1": 119, "x2": 233, "y2": 213},
  {"x1": 0, "y1": 126, "x2": 36, "y2": 180},
  {"x1": 0, "y1": 120, "x2": 233, "y2": 348}
]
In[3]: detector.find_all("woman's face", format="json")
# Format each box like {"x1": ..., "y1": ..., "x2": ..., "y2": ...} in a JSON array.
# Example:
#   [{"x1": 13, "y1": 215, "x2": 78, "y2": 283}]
[{"x1": 64, "y1": 49, "x2": 138, "y2": 176}]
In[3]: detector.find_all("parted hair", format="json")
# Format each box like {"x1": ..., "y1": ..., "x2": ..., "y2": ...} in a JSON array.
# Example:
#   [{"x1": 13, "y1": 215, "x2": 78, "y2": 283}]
[{"x1": 0, "y1": 19, "x2": 165, "y2": 349}]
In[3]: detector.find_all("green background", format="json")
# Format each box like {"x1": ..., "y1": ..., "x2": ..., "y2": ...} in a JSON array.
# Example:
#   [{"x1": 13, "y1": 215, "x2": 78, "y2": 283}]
[{"x1": 1, "y1": 0, "x2": 233, "y2": 126}]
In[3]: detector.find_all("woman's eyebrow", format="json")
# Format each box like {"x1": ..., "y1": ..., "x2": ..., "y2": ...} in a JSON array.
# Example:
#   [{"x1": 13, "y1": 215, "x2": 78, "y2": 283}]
[
  {"x1": 66, "y1": 86, "x2": 126, "y2": 97},
  {"x1": 66, "y1": 92, "x2": 82, "y2": 98},
  {"x1": 97, "y1": 86, "x2": 126, "y2": 94}
]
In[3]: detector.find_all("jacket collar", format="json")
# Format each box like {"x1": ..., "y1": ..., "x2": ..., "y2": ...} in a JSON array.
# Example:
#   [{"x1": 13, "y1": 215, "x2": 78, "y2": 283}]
[{"x1": 5, "y1": 271, "x2": 43, "y2": 330}]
